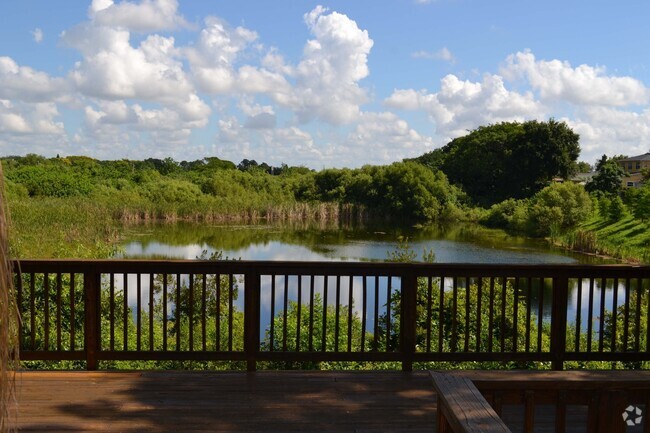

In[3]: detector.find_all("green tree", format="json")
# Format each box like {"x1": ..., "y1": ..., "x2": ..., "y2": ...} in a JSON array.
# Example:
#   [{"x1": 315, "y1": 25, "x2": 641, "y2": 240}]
[
  {"x1": 528, "y1": 182, "x2": 592, "y2": 236},
  {"x1": 629, "y1": 186, "x2": 650, "y2": 222},
  {"x1": 414, "y1": 120, "x2": 580, "y2": 206},
  {"x1": 607, "y1": 196, "x2": 626, "y2": 222},
  {"x1": 586, "y1": 155, "x2": 626, "y2": 196}
]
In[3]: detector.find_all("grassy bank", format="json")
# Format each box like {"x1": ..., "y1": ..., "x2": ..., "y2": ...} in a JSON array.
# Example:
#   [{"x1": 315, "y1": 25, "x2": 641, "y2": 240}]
[{"x1": 561, "y1": 213, "x2": 650, "y2": 263}]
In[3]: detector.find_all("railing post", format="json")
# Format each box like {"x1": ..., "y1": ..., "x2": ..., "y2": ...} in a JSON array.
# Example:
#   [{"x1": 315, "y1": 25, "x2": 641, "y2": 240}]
[
  {"x1": 84, "y1": 271, "x2": 101, "y2": 371},
  {"x1": 550, "y1": 275, "x2": 569, "y2": 371},
  {"x1": 401, "y1": 269, "x2": 418, "y2": 372},
  {"x1": 244, "y1": 269, "x2": 260, "y2": 372}
]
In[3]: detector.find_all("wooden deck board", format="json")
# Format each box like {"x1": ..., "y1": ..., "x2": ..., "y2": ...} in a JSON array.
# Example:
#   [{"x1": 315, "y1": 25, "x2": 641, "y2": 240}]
[
  {"x1": 11, "y1": 371, "x2": 437, "y2": 432},
  {"x1": 10, "y1": 370, "x2": 645, "y2": 432}
]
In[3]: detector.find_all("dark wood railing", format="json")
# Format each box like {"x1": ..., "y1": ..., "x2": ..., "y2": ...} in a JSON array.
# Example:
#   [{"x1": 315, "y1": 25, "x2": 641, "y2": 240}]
[
  {"x1": 437, "y1": 370, "x2": 650, "y2": 433},
  {"x1": 11, "y1": 260, "x2": 650, "y2": 371}
]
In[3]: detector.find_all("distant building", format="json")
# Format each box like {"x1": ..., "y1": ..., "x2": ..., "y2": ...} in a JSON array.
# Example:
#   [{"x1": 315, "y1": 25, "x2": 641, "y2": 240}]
[
  {"x1": 618, "y1": 153, "x2": 650, "y2": 188},
  {"x1": 570, "y1": 172, "x2": 595, "y2": 185}
]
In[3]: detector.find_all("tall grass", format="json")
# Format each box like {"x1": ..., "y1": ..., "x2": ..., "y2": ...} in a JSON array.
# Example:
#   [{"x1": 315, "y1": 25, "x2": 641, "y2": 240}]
[{"x1": 0, "y1": 163, "x2": 19, "y2": 433}]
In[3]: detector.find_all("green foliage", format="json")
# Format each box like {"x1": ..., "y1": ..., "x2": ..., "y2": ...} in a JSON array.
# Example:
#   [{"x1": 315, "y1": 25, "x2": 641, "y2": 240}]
[
  {"x1": 528, "y1": 182, "x2": 592, "y2": 236},
  {"x1": 483, "y1": 183, "x2": 592, "y2": 237},
  {"x1": 414, "y1": 119, "x2": 580, "y2": 206},
  {"x1": 482, "y1": 198, "x2": 530, "y2": 232},
  {"x1": 585, "y1": 155, "x2": 626, "y2": 196},
  {"x1": 607, "y1": 196, "x2": 626, "y2": 222}
]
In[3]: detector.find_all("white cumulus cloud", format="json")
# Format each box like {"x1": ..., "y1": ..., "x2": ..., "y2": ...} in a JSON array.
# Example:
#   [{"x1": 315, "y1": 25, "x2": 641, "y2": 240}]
[
  {"x1": 386, "y1": 73, "x2": 544, "y2": 138},
  {"x1": 502, "y1": 50, "x2": 649, "y2": 107},
  {"x1": 89, "y1": 0, "x2": 189, "y2": 32}
]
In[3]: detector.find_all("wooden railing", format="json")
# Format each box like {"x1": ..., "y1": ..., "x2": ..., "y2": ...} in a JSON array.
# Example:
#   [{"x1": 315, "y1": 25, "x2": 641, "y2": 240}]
[
  {"x1": 11, "y1": 260, "x2": 650, "y2": 371},
  {"x1": 436, "y1": 370, "x2": 650, "y2": 433}
]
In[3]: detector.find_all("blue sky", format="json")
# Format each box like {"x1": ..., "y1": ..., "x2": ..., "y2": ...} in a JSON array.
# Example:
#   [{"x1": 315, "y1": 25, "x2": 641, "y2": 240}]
[{"x1": 1, "y1": 0, "x2": 649, "y2": 168}]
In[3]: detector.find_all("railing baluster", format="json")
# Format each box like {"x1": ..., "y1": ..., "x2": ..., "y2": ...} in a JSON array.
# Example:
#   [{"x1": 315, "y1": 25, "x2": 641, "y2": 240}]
[
  {"x1": 373, "y1": 275, "x2": 379, "y2": 351},
  {"x1": 525, "y1": 277, "x2": 532, "y2": 353},
  {"x1": 149, "y1": 273, "x2": 154, "y2": 352},
  {"x1": 109, "y1": 273, "x2": 115, "y2": 351},
  {"x1": 228, "y1": 273, "x2": 234, "y2": 352},
  {"x1": 269, "y1": 275, "x2": 275, "y2": 351},
  {"x1": 175, "y1": 274, "x2": 181, "y2": 351},
  {"x1": 476, "y1": 277, "x2": 483, "y2": 353},
  {"x1": 215, "y1": 273, "x2": 221, "y2": 351},
  {"x1": 56, "y1": 273, "x2": 62, "y2": 352},
  {"x1": 599, "y1": 277, "x2": 606, "y2": 352},
  {"x1": 201, "y1": 274, "x2": 207, "y2": 352},
  {"x1": 322, "y1": 275, "x2": 328, "y2": 352},
  {"x1": 512, "y1": 277, "x2": 519, "y2": 352},
  {"x1": 189, "y1": 273, "x2": 194, "y2": 352},
  {"x1": 334, "y1": 275, "x2": 340, "y2": 352},
  {"x1": 137, "y1": 274, "x2": 142, "y2": 352},
  {"x1": 296, "y1": 275, "x2": 302, "y2": 352},
  {"x1": 361, "y1": 276, "x2": 367, "y2": 353},
  {"x1": 623, "y1": 277, "x2": 631, "y2": 352},
  {"x1": 612, "y1": 277, "x2": 619, "y2": 353},
  {"x1": 44, "y1": 273, "x2": 50, "y2": 351},
  {"x1": 244, "y1": 269, "x2": 260, "y2": 371},
  {"x1": 646, "y1": 278, "x2": 650, "y2": 353},
  {"x1": 488, "y1": 277, "x2": 495, "y2": 353},
  {"x1": 124, "y1": 273, "x2": 128, "y2": 352},
  {"x1": 634, "y1": 278, "x2": 643, "y2": 352},
  {"x1": 587, "y1": 278, "x2": 594, "y2": 352},
  {"x1": 283, "y1": 275, "x2": 289, "y2": 352},
  {"x1": 29, "y1": 272, "x2": 35, "y2": 350},
  {"x1": 500, "y1": 276, "x2": 506, "y2": 353},
  {"x1": 70, "y1": 274, "x2": 75, "y2": 351},
  {"x1": 162, "y1": 274, "x2": 168, "y2": 351},
  {"x1": 438, "y1": 276, "x2": 445, "y2": 353},
  {"x1": 386, "y1": 276, "x2": 392, "y2": 352},
  {"x1": 451, "y1": 276, "x2": 458, "y2": 352},
  {"x1": 426, "y1": 276, "x2": 432, "y2": 353},
  {"x1": 347, "y1": 275, "x2": 353, "y2": 353},
  {"x1": 575, "y1": 278, "x2": 582, "y2": 352},
  {"x1": 537, "y1": 278, "x2": 544, "y2": 353},
  {"x1": 308, "y1": 275, "x2": 314, "y2": 352},
  {"x1": 464, "y1": 277, "x2": 470, "y2": 352}
]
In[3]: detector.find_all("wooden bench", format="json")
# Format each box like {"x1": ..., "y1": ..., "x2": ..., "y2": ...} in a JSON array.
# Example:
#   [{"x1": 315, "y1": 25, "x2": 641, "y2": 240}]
[{"x1": 431, "y1": 372, "x2": 512, "y2": 433}]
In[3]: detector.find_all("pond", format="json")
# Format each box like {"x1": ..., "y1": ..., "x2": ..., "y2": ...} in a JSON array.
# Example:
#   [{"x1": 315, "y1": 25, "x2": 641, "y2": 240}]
[
  {"x1": 118, "y1": 221, "x2": 612, "y2": 264},
  {"x1": 117, "y1": 221, "x2": 620, "y2": 333}
]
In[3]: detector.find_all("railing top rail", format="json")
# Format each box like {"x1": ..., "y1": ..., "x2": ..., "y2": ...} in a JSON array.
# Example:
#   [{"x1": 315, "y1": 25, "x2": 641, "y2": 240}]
[{"x1": 11, "y1": 259, "x2": 650, "y2": 277}]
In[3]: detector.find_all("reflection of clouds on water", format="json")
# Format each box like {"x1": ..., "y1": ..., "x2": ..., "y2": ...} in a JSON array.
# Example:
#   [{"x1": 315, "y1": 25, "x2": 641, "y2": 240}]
[{"x1": 121, "y1": 242, "x2": 208, "y2": 260}]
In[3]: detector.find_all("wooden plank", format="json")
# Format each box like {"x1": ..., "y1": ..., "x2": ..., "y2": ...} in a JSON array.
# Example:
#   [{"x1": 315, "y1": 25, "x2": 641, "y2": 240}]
[
  {"x1": 13, "y1": 371, "x2": 436, "y2": 433},
  {"x1": 431, "y1": 372, "x2": 511, "y2": 433}
]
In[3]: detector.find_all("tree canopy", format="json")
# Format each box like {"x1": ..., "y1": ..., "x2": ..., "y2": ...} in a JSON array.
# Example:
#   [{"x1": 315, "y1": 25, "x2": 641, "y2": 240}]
[
  {"x1": 585, "y1": 155, "x2": 627, "y2": 196},
  {"x1": 412, "y1": 120, "x2": 581, "y2": 206}
]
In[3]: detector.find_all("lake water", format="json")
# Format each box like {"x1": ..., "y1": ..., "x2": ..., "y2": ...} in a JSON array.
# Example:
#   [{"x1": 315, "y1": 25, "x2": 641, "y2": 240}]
[
  {"x1": 118, "y1": 221, "x2": 612, "y2": 264},
  {"x1": 117, "y1": 221, "x2": 620, "y2": 333}
]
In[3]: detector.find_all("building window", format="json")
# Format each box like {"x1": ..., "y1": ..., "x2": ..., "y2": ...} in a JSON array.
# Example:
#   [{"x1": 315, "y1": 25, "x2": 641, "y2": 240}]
[
  {"x1": 629, "y1": 162, "x2": 633, "y2": 170},
  {"x1": 637, "y1": 162, "x2": 641, "y2": 170},
  {"x1": 628, "y1": 182, "x2": 635, "y2": 187}
]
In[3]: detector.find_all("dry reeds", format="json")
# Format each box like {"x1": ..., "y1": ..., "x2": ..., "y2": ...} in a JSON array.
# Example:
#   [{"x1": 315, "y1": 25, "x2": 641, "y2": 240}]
[{"x1": 0, "y1": 162, "x2": 19, "y2": 433}]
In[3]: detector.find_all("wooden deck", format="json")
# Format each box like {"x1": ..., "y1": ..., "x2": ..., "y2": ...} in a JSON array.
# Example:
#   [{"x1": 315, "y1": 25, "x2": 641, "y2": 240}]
[
  {"x1": 11, "y1": 371, "x2": 437, "y2": 432},
  {"x1": 11, "y1": 370, "x2": 650, "y2": 432}
]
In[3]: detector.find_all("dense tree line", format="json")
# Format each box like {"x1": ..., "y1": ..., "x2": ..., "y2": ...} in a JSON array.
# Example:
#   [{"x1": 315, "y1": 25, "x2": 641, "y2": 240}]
[
  {"x1": 2, "y1": 154, "x2": 465, "y2": 224},
  {"x1": 412, "y1": 119, "x2": 581, "y2": 206}
]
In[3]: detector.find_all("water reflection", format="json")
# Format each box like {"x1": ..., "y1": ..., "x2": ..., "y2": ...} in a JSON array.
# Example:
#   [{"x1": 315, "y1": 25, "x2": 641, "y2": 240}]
[{"x1": 119, "y1": 221, "x2": 613, "y2": 264}]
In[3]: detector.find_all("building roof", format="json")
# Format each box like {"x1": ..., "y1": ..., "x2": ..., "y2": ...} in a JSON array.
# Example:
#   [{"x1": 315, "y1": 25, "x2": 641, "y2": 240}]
[{"x1": 619, "y1": 152, "x2": 650, "y2": 162}]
